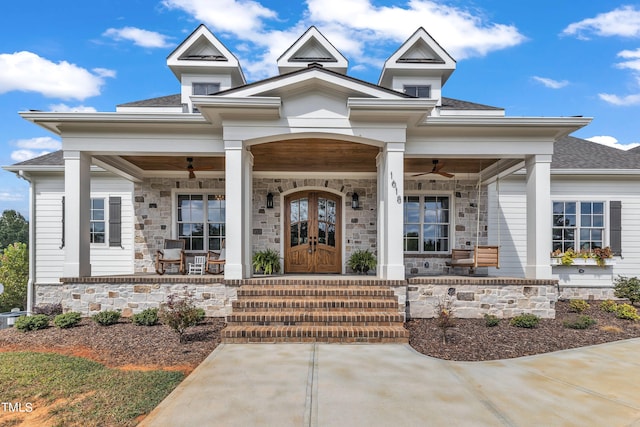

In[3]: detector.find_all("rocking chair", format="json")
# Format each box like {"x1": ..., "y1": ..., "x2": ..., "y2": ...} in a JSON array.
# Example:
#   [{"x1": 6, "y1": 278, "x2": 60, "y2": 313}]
[
  {"x1": 155, "y1": 239, "x2": 186, "y2": 275},
  {"x1": 206, "y1": 241, "x2": 225, "y2": 274}
]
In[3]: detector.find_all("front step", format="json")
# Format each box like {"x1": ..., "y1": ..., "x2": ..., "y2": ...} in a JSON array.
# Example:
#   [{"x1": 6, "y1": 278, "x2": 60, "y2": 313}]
[
  {"x1": 222, "y1": 325, "x2": 409, "y2": 343},
  {"x1": 222, "y1": 282, "x2": 408, "y2": 344}
]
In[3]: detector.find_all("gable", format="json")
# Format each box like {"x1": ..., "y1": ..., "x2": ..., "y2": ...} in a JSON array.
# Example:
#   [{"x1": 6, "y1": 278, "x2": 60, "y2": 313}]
[
  {"x1": 277, "y1": 26, "x2": 348, "y2": 75},
  {"x1": 397, "y1": 38, "x2": 445, "y2": 64}
]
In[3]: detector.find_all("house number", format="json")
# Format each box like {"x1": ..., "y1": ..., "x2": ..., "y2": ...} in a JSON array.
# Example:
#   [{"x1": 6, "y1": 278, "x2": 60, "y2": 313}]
[{"x1": 390, "y1": 172, "x2": 402, "y2": 204}]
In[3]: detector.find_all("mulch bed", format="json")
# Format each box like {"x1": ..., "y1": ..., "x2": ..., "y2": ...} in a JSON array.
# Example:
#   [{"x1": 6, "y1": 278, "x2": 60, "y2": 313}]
[
  {"x1": 407, "y1": 300, "x2": 640, "y2": 361},
  {"x1": 0, "y1": 301, "x2": 638, "y2": 368}
]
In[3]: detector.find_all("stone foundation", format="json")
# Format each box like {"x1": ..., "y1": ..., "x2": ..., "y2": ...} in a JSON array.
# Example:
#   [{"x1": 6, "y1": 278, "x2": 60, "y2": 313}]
[
  {"x1": 558, "y1": 286, "x2": 618, "y2": 301},
  {"x1": 36, "y1": 278, "x2": 236, "y2": 317},
  {"x1": 406, "y1": 277, "x2": 558, "y2": 319}
]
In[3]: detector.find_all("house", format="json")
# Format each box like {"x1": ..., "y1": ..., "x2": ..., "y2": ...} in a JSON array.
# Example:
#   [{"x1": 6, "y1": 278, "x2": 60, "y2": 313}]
[{"x1": 5, "y1": 25, "x2": 637, "y2": 320}]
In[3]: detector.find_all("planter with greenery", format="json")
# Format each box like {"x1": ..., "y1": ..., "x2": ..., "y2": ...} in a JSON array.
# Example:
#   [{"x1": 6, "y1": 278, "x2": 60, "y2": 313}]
[
  {"x1": 550, "y1": 247, "x2": 614, "y2": 267},
  {"x1": 347, "y1": 249, "x2": 377, "y2": 274},
  {"x1": 252, "y1": 249, "x2": 281, "y2": 275}
]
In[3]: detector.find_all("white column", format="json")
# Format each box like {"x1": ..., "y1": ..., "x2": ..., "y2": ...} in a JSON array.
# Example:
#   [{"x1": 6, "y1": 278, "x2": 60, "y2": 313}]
[
  {"x1": 243, "y1": 150, "x2": 254, "y2": 278},
  {"x1": 224, "y1": 140, "x2": 246, "y2": 280},
  {"x1": 376, "y1": 152, "x2": 386, "y2": 277},
  {"x1": 525, "y1": 155, "x2": 552, "y2": 279},
  {"x1": 381, "y1": 143, "x2": 405, "y2": 280},
  {"x1": 63, "y1": 150, "x2": 91, "y2": 277}
]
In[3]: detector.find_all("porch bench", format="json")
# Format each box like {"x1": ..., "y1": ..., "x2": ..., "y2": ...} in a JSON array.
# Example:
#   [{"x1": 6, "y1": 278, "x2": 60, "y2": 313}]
[{"x1": 446, "y1": 246, "x2": 499, "y2": 275}]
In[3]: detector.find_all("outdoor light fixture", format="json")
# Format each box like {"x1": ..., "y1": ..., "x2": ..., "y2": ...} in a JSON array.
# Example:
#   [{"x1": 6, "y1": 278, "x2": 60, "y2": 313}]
[
  {"x1": 187, "y1": 157, "x2": 196, "y2": 180},
  {"x1": 266, "y1": 192, "x2": 274, "y2": 209},
  {"x1": 351, "y1": 192, "x2": 360, "y2": 210}
]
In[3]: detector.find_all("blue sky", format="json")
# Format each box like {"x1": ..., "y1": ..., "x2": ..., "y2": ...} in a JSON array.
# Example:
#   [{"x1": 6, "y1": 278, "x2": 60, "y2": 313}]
[{"x1": 2, "y1": 0, "x2": 640, "y2": 218}]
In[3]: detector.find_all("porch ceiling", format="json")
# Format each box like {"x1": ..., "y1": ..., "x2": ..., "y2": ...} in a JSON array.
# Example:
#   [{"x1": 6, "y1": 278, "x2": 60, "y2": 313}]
[
  {"x1": 405, "y1": 158, "x2": 498, "y2": 175},
  {"x1": 121, "y1": 156, "x2": 224, "y2": 171}
]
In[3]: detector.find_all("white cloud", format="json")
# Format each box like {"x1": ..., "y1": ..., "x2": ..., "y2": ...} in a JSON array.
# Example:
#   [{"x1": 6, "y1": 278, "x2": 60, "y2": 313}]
[
  {"x1": 562, "y1": 6, "x2": 640, "y2": 39},
  {"x1": 161, "y1": 0, "x2": 526, "y2": 80},
  {"x1": 598, "y1": 92, "x2": 640, "y2": 106},
  {"x1": 586, "y1": 135, "x2": 640, "y2": 151},
  {"x1": 0, "y1": 51, "x2": 114, "y2": 100},
  {"x1": 0, "y1": 191, "x2": 24, "y2": 202},
  {"x1": 10, "y1": 137, "x2": 61, "y2": 162},
  {"x1": 532, "y1": 76, "x2": 568, "y2": 89},
  {"x1": 615, "y1": 48, "x2": 640, "y2": 72},
  {"x1": 48, "y1": 104, "x2": 97, "y2": 113},
  {"x1": 103, "y1": 27, "x2": 174, "y2": 48}
]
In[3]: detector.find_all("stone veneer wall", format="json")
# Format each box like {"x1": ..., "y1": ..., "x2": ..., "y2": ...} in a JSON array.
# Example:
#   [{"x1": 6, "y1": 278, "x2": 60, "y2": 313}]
[
  {"x1": 406, "y1": 278, "x2": 558, "y2": 319},
  {"x1": 133, "y1": 178, "x2": 226, "y2": 272},
  {"x1": 403, "y1": 179, "x2": 488, "y2": 275},
  {"x1": 558, "y1": 286, "x2": 618, "y2": 301},
  {"x1": 35, "y1": 280, "x2": 236, "y2": 317},
  {"x1": 252, "y1": 178, "x2": 377, "y2": 272}
]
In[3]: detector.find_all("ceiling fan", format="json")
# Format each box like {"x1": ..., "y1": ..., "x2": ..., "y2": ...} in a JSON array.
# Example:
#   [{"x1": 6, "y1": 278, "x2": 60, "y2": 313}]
[{"x1": 413, "y1": 159, "x2": 454, "y2": 178}]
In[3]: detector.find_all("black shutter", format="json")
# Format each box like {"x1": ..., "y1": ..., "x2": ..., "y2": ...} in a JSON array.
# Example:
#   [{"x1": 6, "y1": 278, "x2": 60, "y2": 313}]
[
  {"x1": 610, "y1": 201, "x2": 622, "y2": 256},
  {"x1": 109, "y1": 196, "x2": 122, "y2": 247},
  {"x1": 60, "y1": 196, "x2": 65, "y2": 249}
]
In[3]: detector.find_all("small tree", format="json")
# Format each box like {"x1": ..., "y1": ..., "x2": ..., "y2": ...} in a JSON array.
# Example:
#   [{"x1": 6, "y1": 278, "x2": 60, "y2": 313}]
[
  {"x1": 0, "y1": 242, "x2": 28, "y2": 312},
  {"x1": 436, "y1": 294, "x2": 456, "y2": 344},
  {"x1": 159, "y1": 292, "x2": 201, "y2": 343},
  {"x1": 0, "y1": 210, "x2": 28, "y2": 251},
  {"x1": 614, "y1": 276, "x2": 640, "y2": 305}
]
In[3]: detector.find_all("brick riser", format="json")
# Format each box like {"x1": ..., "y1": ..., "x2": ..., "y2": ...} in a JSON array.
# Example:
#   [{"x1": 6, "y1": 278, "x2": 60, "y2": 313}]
[{"x1": 222, "y1": 283, "x2": 409, "y2": 344}]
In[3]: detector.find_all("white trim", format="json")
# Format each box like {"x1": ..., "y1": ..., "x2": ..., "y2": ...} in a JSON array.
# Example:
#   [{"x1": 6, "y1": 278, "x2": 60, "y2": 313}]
[
  {"x1": 279, "y1": 186, "x2": 347, "y2": 274},
  {"x1": 402, "y1": 191, "x2": 454, "y2": 255},
  {"x1": 170, "y1": 189, "x2": 226, "y2": 252}
]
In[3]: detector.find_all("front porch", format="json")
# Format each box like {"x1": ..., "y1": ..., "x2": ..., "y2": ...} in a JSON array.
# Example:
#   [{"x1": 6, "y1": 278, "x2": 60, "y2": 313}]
[{"x1": 47, "y1": 274, "x2": 559, "y2": 320}]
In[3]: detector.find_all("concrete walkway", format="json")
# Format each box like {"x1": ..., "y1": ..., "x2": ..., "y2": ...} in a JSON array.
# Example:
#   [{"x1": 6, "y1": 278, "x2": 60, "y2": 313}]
[{"x1": 140, "y1": 339, "x2": 640, "y2": 427}]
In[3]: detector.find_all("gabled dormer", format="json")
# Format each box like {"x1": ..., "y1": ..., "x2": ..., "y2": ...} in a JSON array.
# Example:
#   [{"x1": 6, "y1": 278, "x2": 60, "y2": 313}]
[
  {"x1": 167, "y1": 25, "x2": 246, "y2": 112},
  {"x1": 378, "y1": 28, "x2": 456, "y2": 105},
  {"x1": 277, "y1": 26, "x2": 348, "y2": 75}
]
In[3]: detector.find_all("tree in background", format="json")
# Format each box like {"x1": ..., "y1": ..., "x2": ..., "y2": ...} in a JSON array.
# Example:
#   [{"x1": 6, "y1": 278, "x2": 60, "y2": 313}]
[
  {"x1": 0, "y1": 210, "x2": 28, "y2": 250},
  {"x1": 0, "y1": 243, "x2": 29, "y2": 311}
]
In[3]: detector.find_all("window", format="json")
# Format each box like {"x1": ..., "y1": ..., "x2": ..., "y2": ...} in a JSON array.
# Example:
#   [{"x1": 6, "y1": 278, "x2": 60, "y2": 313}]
[
  {"x1": 404, "y1": 195, "x2": 450, "y2": 252},
  {"x1": 192, "y1": 82, "x2": 220, "y2": 96},
  {"x1": 90, "y1": 198, "x2": 106, "y2": 244},
  {"x1": 553, "y1": 201, "x2": 604, "y2": 252},
  {"x1": 403, "y1": 85, "x2": 430, "y2": 98},
  {"x1": 177, "y1": 194, "x2": 225, "y2": 252}
]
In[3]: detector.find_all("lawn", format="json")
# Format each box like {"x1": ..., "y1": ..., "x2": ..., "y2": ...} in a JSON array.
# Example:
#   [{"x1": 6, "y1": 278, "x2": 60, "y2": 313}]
[{"x1": 0, "y1": 352, "x2": 184, "y2": 427}]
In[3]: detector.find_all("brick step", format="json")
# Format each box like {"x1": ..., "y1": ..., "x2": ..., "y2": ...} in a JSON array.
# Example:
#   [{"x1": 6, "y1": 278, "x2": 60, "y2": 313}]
[
  {"x1": 237, "y1": 285, "x2": 396, "y2": 298},
  {"x1": 232, "y1": 298, "x2": 399, "y2": 312},
  {"x1": 221, "y1": 325, "x2": 409, "y2": 344},
  {"x1": 226, "y1": 311, "x2": 405, "y2": 326}
]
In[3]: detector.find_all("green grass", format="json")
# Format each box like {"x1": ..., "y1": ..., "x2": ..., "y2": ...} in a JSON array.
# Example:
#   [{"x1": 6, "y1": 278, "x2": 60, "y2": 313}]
[{"x1": 0, "y1": 352, "x2": 184, "y2": 426}]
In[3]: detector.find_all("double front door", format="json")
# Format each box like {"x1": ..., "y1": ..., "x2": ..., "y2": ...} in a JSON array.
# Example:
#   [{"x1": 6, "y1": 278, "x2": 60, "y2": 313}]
[{"x1": 284, "y1": 191, "x2": 341, "y2": 273}]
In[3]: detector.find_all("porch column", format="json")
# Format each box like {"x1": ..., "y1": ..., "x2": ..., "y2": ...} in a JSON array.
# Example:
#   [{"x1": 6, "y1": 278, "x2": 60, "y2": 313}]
[
  {"x1": 224, "y1": 140, "x2": 249, "y2": 279},
  {"x1": 63, "y1": 150, "x2": 91, "y2": 277},
  {"x1": 379, "y1": 143, "x2": 405, "y2": 280},
  {"x1": 243, "y1": 150, "x2": 254, "y2": 278},
  {"x1": 525, "y1": 154, "x2": 552, "y2": 279}
]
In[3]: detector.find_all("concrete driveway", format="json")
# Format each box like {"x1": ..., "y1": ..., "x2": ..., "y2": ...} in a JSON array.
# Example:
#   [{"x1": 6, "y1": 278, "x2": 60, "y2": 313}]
[{"x1": 140, "y1": 339, "x2": 640, "y2": 427}]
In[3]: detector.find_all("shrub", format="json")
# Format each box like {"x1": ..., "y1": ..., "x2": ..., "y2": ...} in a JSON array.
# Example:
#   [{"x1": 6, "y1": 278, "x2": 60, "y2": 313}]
[
  {"x1": 435, "y1": 295, "x2": 456, "y2": 344},
  {"x1": 33, "y1": 303, "x2": 63, "y2": 317},
  {"x1": 92, "y1": 310, "x2": 121, "y2": 326},
  {"x1": 53, "y1": 312, "x2": 82, "y2": 329},
  {"x1": 563, "y1": 315, "x2": 597, "y2": 329},
  {"x1": 568, "y1": 299, "x2": 590, "y2": 313},
  {"x1": 159, "y1": 293, "x2": 201, "y2": 343},
  {"x1": 14, "y1": 314, "x2": 49, "y2": 332},
  {"x1": 510, "y1": 313, "x2": 540, "y2": 328},
  {"x1": 132, "y1": 308, "x2": 159, "y2": 326},
  {"x1": 600, "y1": 300, "x2": 618, "y2": 313},
  {"x1": 600, "y1": 325, "x2": 623, "y2": 333},
  {"x1": 484, "y1": 314, "x2": 500, "y2": 327},
  {"x1": 613, "y1": 275, "x2": 640, "y2": 305},
  {"x1": 195, "y1": 308, "x2": 206, "y2": 323},
  {"x1": 614, "y1": 303, "x2": 640, "y2": 321}
]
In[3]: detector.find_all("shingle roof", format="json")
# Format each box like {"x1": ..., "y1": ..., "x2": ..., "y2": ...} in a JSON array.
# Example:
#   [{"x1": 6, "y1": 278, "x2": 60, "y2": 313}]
[
  {"x1": 552, "y1": 136, "x2": 640, "y2": 169},
  {"x1": 440, "y1": 97, "x2": 502, "y2": 110},
  {"x1": 629, "y1": 145, "x2": 640, "y2": 154},
  {"x1": 12, "y1": 150, "x2": 63, "y2": 166},
  {"x1": 117, "y1": 94, "x2": 182, "y2": 108}
]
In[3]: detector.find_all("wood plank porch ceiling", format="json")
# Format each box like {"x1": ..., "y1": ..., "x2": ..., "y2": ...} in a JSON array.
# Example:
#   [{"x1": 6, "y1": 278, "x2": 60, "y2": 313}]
[{"x1": 121, "y1": 139, "x2": 498, "y2": 174}]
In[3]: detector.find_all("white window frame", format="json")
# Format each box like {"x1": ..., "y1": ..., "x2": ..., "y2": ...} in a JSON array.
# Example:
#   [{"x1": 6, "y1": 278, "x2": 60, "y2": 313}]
[
  {"x1": 172, "y1": 190, "x2": 226, "y2": 253},
  {"x1": 403, "y1": 85, "x2": 431, "y2": 98},
  {"x1": 90, "y1": 197, "x2": 107, "y2": 245},
  {"x1": 403, "y1": 192, "x2": 453, "y2": 254},
  {"x1": 552, "y1": 200, "x2": 607, "y2": 252},
  {"x1": 192, "y1": 82, "x2": 220, "y2": 96}
]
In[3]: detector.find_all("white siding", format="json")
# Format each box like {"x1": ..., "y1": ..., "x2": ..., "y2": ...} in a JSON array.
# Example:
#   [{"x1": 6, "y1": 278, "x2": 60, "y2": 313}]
[
  {"x1": 33, "y1": 174, "x2": 135, "y2": 284},
  {"x1": 490, "y1": 174, "x2": 640, "y2": 287}
]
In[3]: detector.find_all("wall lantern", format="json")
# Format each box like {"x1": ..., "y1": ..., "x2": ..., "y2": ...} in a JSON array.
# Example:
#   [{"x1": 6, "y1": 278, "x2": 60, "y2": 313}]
[
  {"x1": 351, "y1": 192, "x2": 360, "y2": 210},
  {"x1": 266, "y1": 192, "x2": 274, "y2": 209}
]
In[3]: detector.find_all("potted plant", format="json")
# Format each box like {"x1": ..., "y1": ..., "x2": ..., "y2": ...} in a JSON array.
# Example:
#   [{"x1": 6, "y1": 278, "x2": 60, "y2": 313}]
[
  {"x1": 347, "y1": 249, "x2": 377, "y2": 274},
  {"x1": 252, "y1": 249, "x2": 281, "y2": 275},
  {"x1": 550, "y1": 247, "x2": 614, "y2": 267}
]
